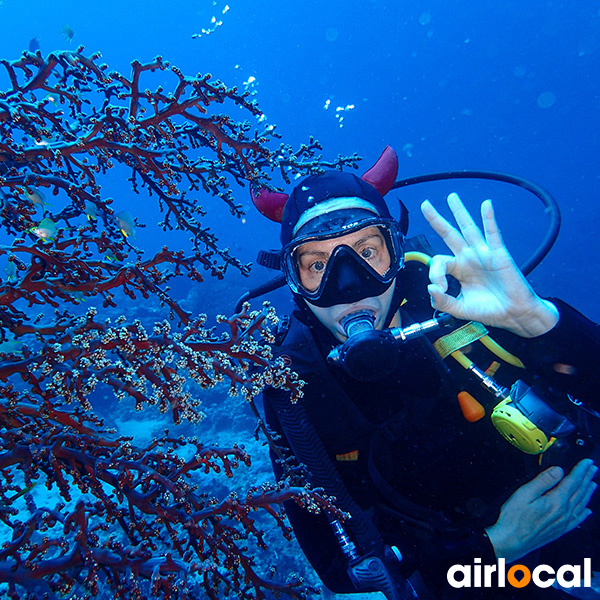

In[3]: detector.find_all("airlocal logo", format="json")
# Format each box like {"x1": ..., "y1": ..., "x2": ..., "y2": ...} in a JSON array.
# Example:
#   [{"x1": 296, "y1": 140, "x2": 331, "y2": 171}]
[{"x1": 448, "y1": 558, "x2": 592, "y2": 589}]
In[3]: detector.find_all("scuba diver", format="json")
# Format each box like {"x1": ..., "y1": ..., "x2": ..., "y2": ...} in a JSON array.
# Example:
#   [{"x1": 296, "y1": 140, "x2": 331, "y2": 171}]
[{"x1": 252, "y1": 147, "x2": 600, "y2": 599}]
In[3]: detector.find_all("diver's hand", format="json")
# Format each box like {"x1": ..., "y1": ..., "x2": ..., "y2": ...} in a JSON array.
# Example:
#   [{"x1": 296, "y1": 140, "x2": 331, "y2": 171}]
[
  {"x1": 420, "y1": 193, "x2": 559, "y2": 337},
  {"x1": 485, "y1": 459, "x2": 597, "y2": 564}
]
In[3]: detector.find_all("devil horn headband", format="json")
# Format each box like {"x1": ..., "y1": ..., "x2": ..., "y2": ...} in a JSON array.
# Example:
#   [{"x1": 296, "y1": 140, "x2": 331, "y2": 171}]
[{"x1": 250, "y1": 145, "x2": 399, "y2": 223}]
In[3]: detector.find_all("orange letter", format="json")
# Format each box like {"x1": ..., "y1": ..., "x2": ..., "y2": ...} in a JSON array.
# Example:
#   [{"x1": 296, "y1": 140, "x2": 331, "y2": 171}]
[{"x1": 507, "y1": 565, "x2": 531, "y2": 588}]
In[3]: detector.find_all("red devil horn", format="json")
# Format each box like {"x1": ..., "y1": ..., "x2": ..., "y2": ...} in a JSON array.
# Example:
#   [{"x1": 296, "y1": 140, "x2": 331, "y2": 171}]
[
  {"x1": 250, "y1": 188, "x2": 288, "y2": 223},
  {"x1": 361, "y1": 145, "x2": 398, "y2": 196}
]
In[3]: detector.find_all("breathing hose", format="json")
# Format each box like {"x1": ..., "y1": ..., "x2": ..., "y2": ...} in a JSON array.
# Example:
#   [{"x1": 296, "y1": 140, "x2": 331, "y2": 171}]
[{"x1": 391, "y1": 170, "x2": 561, "y2": 276}]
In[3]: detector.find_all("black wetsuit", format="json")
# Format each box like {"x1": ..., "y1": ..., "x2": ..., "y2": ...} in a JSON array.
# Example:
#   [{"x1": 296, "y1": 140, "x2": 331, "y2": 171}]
[{"x1": 262, "y1": 265, "x2": 600, "y2": 599}]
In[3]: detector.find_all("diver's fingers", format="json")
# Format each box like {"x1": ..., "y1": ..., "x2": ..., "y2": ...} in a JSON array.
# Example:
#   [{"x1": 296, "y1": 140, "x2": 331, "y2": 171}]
[
  {"x1": 569, "y1": 508, "x2": 593, "y2": 531},
  {"x1": 572, "y1": 481, "x2": 597, "y2": 520},
  {"x1": 560, "y1": 464, "x2": 595, "y2": 532},
  {"x1": 447, "y1": 193, "x2": 487, "y2": 249},
  {"x1": 428, "y1": 254, "x2": 455, "y2": 293},
  {"x1": 556, "y1": 459, "x2": 596, "y2": 499},
  {"x1": 564, "y1": 460, "x2": 598, "y2": 513},
  {"x1": 481, "y1": 199, "x2": 506, "y2": 251},
  {"x1": 421, "y1": 200, "x2": 467, "y2": 255},
  {"x1": 536, "y1": 460, "x2": 597, "y2": 534},
  {"x1": 428, "y1": 284, "x2": 460, "y2": 314}
]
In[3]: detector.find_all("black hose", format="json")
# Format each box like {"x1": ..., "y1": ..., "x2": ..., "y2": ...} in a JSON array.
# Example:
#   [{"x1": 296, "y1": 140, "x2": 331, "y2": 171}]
[
  {"x1": 268, "y1": 390, "x2": 383, "y2": 553},
  {"x1": 234, "y1": 273, "x2": 286, "y2": 313},
  {"x1": 392, "y1": 170, "x2": 561, "y2": 276}
]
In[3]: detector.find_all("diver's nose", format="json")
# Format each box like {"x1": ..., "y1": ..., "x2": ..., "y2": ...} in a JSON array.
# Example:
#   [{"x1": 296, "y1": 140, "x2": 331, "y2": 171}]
[
  {"x1": 335, "y1": 255, "x2": 368, "y2": 295},
  {"x1": 328, "y1": 247, "x2": 379, "y2": 297}
]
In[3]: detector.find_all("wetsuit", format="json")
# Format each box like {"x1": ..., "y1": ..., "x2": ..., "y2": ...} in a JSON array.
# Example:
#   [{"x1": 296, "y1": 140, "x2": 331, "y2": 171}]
[{"x1": 262, "y1": 264, "x2": 600, "y2": 599}]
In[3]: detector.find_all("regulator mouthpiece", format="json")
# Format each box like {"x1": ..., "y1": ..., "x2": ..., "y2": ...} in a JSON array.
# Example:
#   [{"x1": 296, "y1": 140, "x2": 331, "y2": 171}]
[
  {"x1": 328, "y1": 312, "x2": 456, "y2": 382},
  {"x1": 341, "y1": 311, "x2": 376, "y2": 337},
  {"x1": 328, "y1": 311, "x2": 399, "y2": 382}
]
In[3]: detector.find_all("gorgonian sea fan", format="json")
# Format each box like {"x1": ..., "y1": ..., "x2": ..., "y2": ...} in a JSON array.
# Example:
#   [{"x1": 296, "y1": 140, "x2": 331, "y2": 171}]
[{"x1": 0, "y1": 48, "x2": 354, "y2": 599}]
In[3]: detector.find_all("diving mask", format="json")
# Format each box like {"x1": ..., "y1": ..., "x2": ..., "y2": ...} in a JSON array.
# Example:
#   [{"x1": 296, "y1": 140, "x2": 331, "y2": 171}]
[{"x1": 281, "y1": 217, "x2": 405, "y2": 308}]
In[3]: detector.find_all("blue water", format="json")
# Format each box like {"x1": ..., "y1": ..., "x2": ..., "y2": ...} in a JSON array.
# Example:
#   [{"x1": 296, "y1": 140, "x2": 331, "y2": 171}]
[
  {"x1": 1, "y1": 0, "x2": 598, "y2": 319},
  {"x1": 2, "y1": 2, "x2": 600, "y2": 597}
]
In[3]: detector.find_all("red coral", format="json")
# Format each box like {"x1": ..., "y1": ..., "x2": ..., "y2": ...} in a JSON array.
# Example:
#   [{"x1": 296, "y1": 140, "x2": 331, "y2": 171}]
[{"x1": 0, "y1": 49, "x2": 355, "y2": 599}]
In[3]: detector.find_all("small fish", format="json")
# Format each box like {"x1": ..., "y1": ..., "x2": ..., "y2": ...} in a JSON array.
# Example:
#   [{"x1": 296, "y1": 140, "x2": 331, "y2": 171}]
[
  {"x1": 29, "y1": 37, "x2": 40, "y2": 52},
  {"x1": 33, "y1": 128, "x2": 57, "y2": 148},
  {"x1": 24, "y1": 186, "x2": 51, "y2": 208},
  {"x1": 0, "y1": 338, "x2": 24, "y2": 356},
  {"x1": 62, "y1": 25, "x2": 75, "y2": 42},
  {"x1": 0, "y1": 483, "x2": 36, "y2": 508},
  {"x1": 30, "y1": 218, "x2": 57, "y2": 241},
  {"x1": 4, "y1": 260, "x2": 18, "y2": 283},
  {"x1": 84, "y1": 200, "x2": 97, "y2": 221},
  {"x1": 104, "y1": 250, "x2": 120, "y2": 263},
  {"x1": 63, "y1": 289, "x2": 87, "y2": 304},
  {"x1": 115, "y1": 211, "x2": 136, "y2": 238}
]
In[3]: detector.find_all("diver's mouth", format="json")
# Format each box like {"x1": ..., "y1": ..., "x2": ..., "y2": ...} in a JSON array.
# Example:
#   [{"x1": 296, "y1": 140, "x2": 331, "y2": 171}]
[{"x1": 337, "y1": 307, "x2": 376, "y2": 326}]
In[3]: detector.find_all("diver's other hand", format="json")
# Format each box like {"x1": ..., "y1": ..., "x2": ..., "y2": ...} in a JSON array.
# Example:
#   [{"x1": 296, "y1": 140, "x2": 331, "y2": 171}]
[
  {"x1": 484, "y1": 459, "x2": 598, "y2": 564},
  {"x1": 420, "y1": 193, "x2": 559, "y2": 337}
]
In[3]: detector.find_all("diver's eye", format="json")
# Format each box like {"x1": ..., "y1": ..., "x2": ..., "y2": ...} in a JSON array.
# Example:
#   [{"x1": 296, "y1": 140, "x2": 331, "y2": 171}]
[
  {"x1": 310, "y1": 260, "x2": 326, "y2": 273},
  {"x1": 359, "y1": 247, "x2": 375, "y2": 260}
]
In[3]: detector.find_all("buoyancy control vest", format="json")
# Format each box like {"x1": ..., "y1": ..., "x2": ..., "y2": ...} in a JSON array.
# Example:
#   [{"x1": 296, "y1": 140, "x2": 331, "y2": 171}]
[
  {"x1": 265, "y1": 302, "x2": 522, "y2": 591},
  {"x1": 262, "y1": 268, "x2": 600, "y2": 600},
  {"x1": 265, "y1": 260, "x2": 577, "y2": 534}
]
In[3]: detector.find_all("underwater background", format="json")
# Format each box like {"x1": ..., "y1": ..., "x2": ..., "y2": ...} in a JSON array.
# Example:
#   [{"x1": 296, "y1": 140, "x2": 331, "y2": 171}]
[
  {"x1": 1, "y1": 0, "x2": 600, "y2": 597},
  {"x1": 2, "y1": 0, "x2": 599, "y2": 320}
]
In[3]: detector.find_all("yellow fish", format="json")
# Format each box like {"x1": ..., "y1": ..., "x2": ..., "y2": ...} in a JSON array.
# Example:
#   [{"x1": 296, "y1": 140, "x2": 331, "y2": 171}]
[
  {"x1": 30, "y1": 218, "x2": 57, "y2": 241},
  {"x1": 62, "y1": 25, "x2": 75, "y2": 42},
  {"x1": 115, "y1": 211, "x2": 136, "y2": 238}
]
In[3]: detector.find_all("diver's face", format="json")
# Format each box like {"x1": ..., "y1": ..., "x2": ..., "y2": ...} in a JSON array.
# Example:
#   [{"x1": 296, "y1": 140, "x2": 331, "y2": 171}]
[
  {"x1": 296, "y1": 227, "x2": 398, "y2": 341},
  {"x1": 295, "y1": 226, "x2": 391, "y2": 291}
]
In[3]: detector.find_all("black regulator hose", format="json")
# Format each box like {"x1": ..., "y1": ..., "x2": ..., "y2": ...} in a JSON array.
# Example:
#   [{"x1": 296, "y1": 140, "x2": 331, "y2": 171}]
[
  {"x1": 267, "y1": 390, "x2": 384, "y2": 553},
  {"x1": 392, "y1": 170, "x2": 561, "y2": 276},
  {"x1": 235, "y1": 273, "x2": 286, "y2": 313}
]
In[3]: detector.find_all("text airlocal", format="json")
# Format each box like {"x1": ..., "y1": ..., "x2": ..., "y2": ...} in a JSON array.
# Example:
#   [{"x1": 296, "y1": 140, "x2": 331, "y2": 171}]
[{"x1": 447, "y1": 558, "x2": 592, "y2": 589}]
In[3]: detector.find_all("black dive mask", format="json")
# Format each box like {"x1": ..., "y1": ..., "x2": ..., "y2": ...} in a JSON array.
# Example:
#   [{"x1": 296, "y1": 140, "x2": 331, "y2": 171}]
[
  {"x1": 301, "y1": 244, "x2": 394, "y2": 307},
  {"x1": 282, "y1": 219, "x2": 404, "y2": 308}
]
